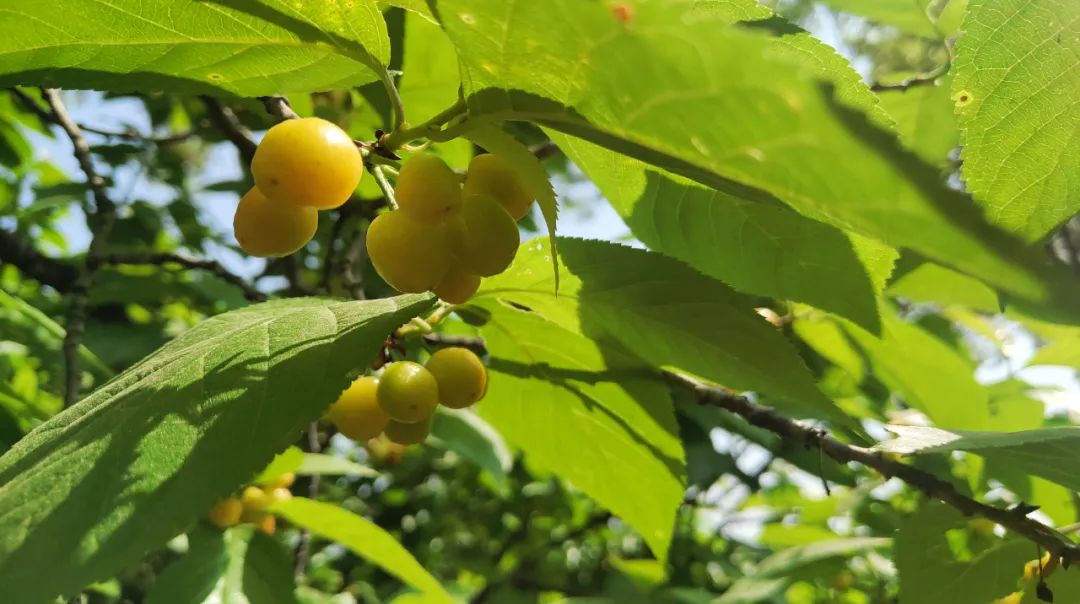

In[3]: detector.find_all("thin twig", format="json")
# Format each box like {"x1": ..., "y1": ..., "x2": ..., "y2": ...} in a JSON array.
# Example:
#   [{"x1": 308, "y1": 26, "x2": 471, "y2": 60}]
[
  {"x1": 424, "y1": 333, "x2": 1080, "y2": 565},
  {"x1": 670, "y1": 371, "x2": 1080, "y2": 563},
  {"x1": 100, "y1": 252, "x2": 266, "y2": 302},
  {"x1": 340, "y1": 223, "x2": 368, "y2": 300},
  {"x1": 79, "y1": 124, "x2": 196, "y2": 145},
  {"x1": 200, "y1": 96, "x2": 258, "y2": 165},
  {"x1": 42, "y1": 88, "x2": 118, "y2": 408},
  {"x1": 293, "y1": 421, "x2": 322, "y2": 578},
  {"x1": 282, "y1": 255, "x2": 313, "y2": 296},
  {"x1": 319, "y1": 205, "x2": 357, "y2": 294},
  {"x1": 371, "y1": 166, "x2": 397, "y2": 209},
  {"x1": 11, "y1": 89, "x2": 194, "y2": 145}
]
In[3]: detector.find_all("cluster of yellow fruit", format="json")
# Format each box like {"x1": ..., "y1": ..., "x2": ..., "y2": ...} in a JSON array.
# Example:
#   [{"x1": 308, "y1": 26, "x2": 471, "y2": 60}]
[
  {"x1": 367, "y1": 154, "x2": 533, "y2": 303},
  {"x1": 207, "y1": 472, "x2": 295, "y2": 534},
  {"x1": 233, "y1": 118, "x2": 363, "y2": 257},
  {"x1": 325, "y1": 347, "x2": 487, "y2": 445}
]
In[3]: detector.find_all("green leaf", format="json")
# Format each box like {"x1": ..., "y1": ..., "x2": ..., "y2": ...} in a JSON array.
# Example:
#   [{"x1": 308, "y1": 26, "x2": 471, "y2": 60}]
[
  {"x1": 400, "y1": 13, "x2": 463, "y2": 127},
  {"x1": 896, "y1": 503, "x2": 1030, "y2": 604},
  {"x1": 878, "y1": 424, "x2": 1080, "y2": 492},
  {"x1": 953, "y1": 0, "x2": 1080, "y2": 240},
  {"x1": 0, "y1": 0, "x2": 388, "y2": 96},
  {"x1": 256, "y1": 446, "x2": 378, "y2": 481},
  {"x1": 147, "y1": 525, "x2": 299, "y2": 604},
  {"x1": 842, "y1": 309, "x2": 991, "y2": 429},
  {"x1": 399, "y1": 12, "x2": 473, "y2": 167},
  {"x1": 468, "y1": 302, "x2": 685, "y2": 562},
  {"x1": 297, "y1": 452, "x2": 378, "y2": 478},
  {"x1": 716, "y1": 538, "x2": 889, "y2": 604},
  {"x1": 379, "y1": 0, "x2": 437, "y2": 22},
  {"x1": 430, "y1": 407, "x2": 512, "y2": 490},
  {"x1": 464, "y1": 125, "x2": 560, "y2": 290},
  {"x1": 550, "y1": 131, "x2": 890, "y2": 332},
  {"x1": 885, "y1": 259, "x2": 1000, "y2": 312},
  {"x1": 272, "y1": 497, "x2": 452, "y2": 602},
  {"x1": 255, "y1": 445, "x2": 307, "y2": 484},
  {"x1": 478, "y1": 238, "x2": 844, "y2": 423},
  {"x1": 0, "y1": 294, "x2": 433, "y2": 603},
  {"x1": 0, "y1": 288, "x2": 113, "y2": 379},
  {"x1": 434, "y1": 0, "x2": 1080, "y2": 321},
  {"x1": 1011, "y1": 310, "x2": 1080, "y2": 370},
  {"x1": 816, "y1": 0, "x2": 940, "y2": 38},
  {"x1": 877, "y1": 79, "x2": 959, "y2": 166}
]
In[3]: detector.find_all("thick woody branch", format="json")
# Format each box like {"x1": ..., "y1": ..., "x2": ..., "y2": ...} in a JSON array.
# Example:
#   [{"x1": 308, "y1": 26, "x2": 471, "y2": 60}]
[
  {"x1": 0, "y1": 236, "x2": 264, "y2": 303},
  {"x1": 42, "y1": 88, "x2": 118, "y2": 409},
  {"x1": 0, "y1": 229, "x2": 78, "y2": 292},
  {"x1": 423, "y1": 332, "x2": 1080, "y2": 564}
]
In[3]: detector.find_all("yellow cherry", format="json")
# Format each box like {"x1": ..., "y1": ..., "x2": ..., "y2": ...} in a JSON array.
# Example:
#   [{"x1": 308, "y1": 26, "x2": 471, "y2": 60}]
[
  {"x1": 326, "y1": 376, "x2": 390, "y2": 441},
  {"x1": 207, "y1": 497, "x2": 243, "y2": 529},
  {"x1": 394, "y1": 154, "x2": 462, "y2": 223},
  {"x1": 426, "y1": 347, "x2": 487, "y2": 409},
  {"x1": 452, "y1": 194, "x2": 519, "y2": 277},
  {"x1": 463, "y1": 153, "x2": 534, "y2": 220},
  {"x1": 251, "y1": 117, "x2": 363, "y2": 210},
  {"x1": 366, "y1": 210, "x2": 453, "y2": 293},
  {"x1": 433, "y1": 267, "x2": 481, "y2": 304},
  {"x1": 233, "y1": 187, "x2": 318, "y2": 257}
]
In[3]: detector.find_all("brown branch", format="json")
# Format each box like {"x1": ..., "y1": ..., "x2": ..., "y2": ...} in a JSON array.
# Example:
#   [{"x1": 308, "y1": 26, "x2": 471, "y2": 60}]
[
  {"x1": 340, "y1": 221, "x2": 369, "y2": 300},
  {"x1": 78, "y1": 124, "x2": 196, "y2": 145},
  {"x1": 11, "y1": 89, "x2": 193, "y2": 145},
  {"x1": 0, "y1": 229, "x2": 78, "y2": 292},
  {"x1": 259, "y1": 95, "x2": 300, "y2": 122},
  {"x1": 530, "y1": 140, "x2": 560, "y2": 161},
  {"x1": 100, "y1": 252, "x2": 266, "y2": 302},
  {"x1": 200, "y1": 96, "x2": 258, "y2": 165},
  {"x1": 9, "y1": 87, "x2": 54, "y2": 124},
  {"x1": 42, "y1": 88, "x2": 118, "y2": 409},
  {"x1": 293, "y1": 421, "x2": 322, "y2": 578},
  {"x1": 424, "y1": 332, "x2": 1080, "y2": 565}
]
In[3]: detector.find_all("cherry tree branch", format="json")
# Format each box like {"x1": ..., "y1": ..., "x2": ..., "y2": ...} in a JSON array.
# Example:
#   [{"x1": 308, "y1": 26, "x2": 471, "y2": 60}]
[
  {"x1": 423, "y1": 332, "x2": 1080, "y2": 564},
  {"x1": 0, "y1": 229, "x2": 78, "y2": 292},
  {"x1": 100, "y1": 252, "x2": 265, "y2": 302},
  {"x1": 259, "y1": 95, "x2": 301, "y2": 121},
  {"x1": 200, "y1": 96, "x2": 258, "y2": 165},
  {"x1": 42, "y1": 88, "x2": 118, "y2": 408}
]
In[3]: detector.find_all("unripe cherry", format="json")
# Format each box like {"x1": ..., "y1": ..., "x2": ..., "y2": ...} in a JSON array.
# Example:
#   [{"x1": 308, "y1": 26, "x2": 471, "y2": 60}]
[
  {"x1": 326, "y1": 376, "x2": 390, "y2": 441},
  {"x1": 385, "y1": 415, "x2": 433, "y2": 445},
  {"x1": 377, "y1": 361, "x2": 439, "y2": 423}
]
